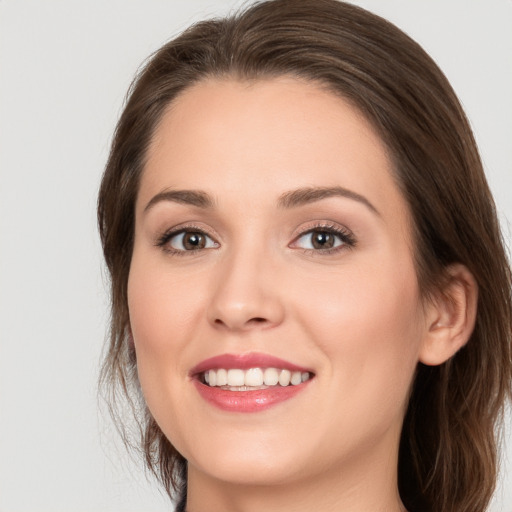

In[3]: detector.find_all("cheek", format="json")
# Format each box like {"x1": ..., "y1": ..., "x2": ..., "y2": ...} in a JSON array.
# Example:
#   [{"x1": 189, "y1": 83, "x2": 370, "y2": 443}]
[
  {"x1": 126, "y1": 254, "x2": 204, "y2": 414},
  {"x1": 298, "y1": 254, "x2": 422, "y2": 340},
  {"x1": 127, "y1": 255, "x2": 216, "y2": 455},
  {"x1": 293, "y1": 253, "x2": 424, "y2": 414},
  {"x1": 128, "y1": 255, "x2": 206, "y2": 353}
]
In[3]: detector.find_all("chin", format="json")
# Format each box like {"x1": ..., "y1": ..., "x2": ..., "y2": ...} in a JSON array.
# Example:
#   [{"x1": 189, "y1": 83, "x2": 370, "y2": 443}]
[
  {"x1": 183, "y1": 427, "x2": 314, "y2": 486},
  {"x1": 196, "y1": 453, "x2": 308, "y2": 487}
]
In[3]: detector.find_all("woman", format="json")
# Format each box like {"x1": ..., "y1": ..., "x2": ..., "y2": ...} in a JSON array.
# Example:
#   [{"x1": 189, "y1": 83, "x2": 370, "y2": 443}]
[{"x1": 97, "y1": 1, "x2": 512, "y2": 511}]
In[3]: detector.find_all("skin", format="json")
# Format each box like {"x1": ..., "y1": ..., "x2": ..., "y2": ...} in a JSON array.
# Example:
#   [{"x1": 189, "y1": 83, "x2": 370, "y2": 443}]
[{"x1": 128, "y1": 77, "x2": 477, "y2": 512}]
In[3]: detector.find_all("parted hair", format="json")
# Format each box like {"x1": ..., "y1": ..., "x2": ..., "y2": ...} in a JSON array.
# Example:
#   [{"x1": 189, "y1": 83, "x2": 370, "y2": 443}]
[{"x1": 97, "y1": 1, "x2": 512, "y2": 511}]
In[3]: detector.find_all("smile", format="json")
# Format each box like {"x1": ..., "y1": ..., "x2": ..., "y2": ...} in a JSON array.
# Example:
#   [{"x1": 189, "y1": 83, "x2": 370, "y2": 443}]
[
  {"x1": 203, "y1": 367, "x2": 311, "y2": 389},
  {"x1": 191, "y1": 353, "x2": 315, "y2": 412}
]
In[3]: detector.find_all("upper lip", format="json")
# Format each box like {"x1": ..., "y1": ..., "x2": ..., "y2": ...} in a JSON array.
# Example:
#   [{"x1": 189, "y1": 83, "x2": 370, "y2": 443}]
[{"x1": 189, "y1": 352, "x2": 313, "y2": 377}]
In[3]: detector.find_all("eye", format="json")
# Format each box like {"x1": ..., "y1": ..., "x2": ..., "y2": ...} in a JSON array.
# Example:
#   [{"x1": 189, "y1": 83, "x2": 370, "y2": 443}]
[
  {"x1": 292, "y1": 226, "x2": 355, "y2": 252},
  {"x1": 296, "y1": 230, "x2": 342, "y2": 250},
  {"x1": 158, "y1": 228, "x2": 218, "y2": 253}
]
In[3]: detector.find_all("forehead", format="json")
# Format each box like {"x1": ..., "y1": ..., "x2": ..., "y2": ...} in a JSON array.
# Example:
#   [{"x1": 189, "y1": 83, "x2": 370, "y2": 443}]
[{"x1": 139, "y1": 76, "x2": 409, "y2": 227}]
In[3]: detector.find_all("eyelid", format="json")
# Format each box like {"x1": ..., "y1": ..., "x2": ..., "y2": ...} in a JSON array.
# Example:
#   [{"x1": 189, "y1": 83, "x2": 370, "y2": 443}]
[
  {"x1": 153, "y1": 220, "x2": 355, "y2": 256},
  {"x1": 290, "y1": 222, "x2": 356, "y2": 253},
  {"x1": 155, "y1": 224, "x2": 220, "y2": 254}
]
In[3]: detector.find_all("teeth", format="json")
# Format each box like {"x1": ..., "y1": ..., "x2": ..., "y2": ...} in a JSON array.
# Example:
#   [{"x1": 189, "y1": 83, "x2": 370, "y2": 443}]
[
  {"x1": 216, "y1": 368, "x2": 227, "y2": 386},
  {"x1": 263, "y1": 368, "x2": 279, "y2": 386},
  {"x1": 203, "y1": 367, "x2": 311, "y2": 389},
  {"x1": 227, "y1": 369, "x2": 245, "y2": 387},
  {"x1": 279, "y1": 369, "x2": 291, "y2": 386},
  {"x1": 245, "y1": 368, "x2": 263, "y2": 386},
  {"x1": 290, "y1": 371, "x2": 302, "y2": 385}
]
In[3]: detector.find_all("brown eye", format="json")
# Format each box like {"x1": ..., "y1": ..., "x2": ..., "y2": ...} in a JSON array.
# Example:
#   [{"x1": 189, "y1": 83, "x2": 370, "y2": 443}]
[
  {"x1": 182, "y1": 232, "x2": 206, "y2": 250},
  {"x1": 311, "y1": 231, "x2": 335, "y2": 249},
  {"x1": 167, "y1": 230, "x2": 217, "y2": 251},
  {"x1": 292, "y1": 226, "x2": 355, "y2": 252}
]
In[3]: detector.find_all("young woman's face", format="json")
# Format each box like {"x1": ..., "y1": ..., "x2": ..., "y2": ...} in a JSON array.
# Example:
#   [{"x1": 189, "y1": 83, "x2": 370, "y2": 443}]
[{"x1": 128, "y1": 77, "x2": 429, "y2": 489}]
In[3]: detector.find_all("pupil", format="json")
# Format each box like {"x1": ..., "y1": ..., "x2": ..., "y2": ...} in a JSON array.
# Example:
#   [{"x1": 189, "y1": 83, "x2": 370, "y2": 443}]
[
  {"x1": 312, "y1": 231, "x2": 334, "y2": 249},
  {"x1": 183, "y1": 232, "x2": 205, "y2": 250}
]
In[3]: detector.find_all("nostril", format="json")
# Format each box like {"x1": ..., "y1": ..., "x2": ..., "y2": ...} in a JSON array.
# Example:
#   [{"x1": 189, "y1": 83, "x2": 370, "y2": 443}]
[{"x1": 213, "y1": 316, "x2": 268, "y2": 328}]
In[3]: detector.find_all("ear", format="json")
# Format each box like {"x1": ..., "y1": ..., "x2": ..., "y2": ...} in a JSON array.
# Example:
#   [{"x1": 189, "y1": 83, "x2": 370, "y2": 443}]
[{"x1": 419, "y1": 264, "x2": 478, "y2": 366}]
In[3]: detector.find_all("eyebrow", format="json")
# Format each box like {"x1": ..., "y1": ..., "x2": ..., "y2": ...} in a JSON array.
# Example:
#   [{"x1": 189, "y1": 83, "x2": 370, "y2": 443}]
[
  {"x1": 277, "y1": 186, "x2": 379, "y2": 215},
  {"x1": 144, "y1": 189, "x2": 215, "y2": 213},
  {"x1": 143, "y1": 186, "x2": 379, "y2": 216}
]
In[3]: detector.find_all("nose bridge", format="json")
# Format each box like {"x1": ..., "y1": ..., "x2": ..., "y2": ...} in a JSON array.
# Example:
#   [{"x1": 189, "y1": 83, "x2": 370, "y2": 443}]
[{"x1": 207, "y1": 236, "x2": 284, "y2": 331}]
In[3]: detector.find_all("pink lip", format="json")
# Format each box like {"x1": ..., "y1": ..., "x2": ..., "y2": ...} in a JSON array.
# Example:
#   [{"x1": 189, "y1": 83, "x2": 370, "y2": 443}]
[
  {"x1": 193, "y1": 380, "x2": 310, "y2": 412},
  {"x1": 189, "y1": 352, "x2": 311, "y2": 376},
  {"x1": 190, "y1": 352, "x2": 314, "y2": 413}
]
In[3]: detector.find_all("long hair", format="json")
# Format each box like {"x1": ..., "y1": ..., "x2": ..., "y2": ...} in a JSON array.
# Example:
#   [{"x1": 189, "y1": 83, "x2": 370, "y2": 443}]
[{"x1": 97, "y1": 1, "x2": 512, "y2": 510}]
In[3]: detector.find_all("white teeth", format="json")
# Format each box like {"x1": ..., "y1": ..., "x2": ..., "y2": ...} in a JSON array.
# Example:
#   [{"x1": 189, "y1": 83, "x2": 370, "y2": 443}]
[
  {"x1": 290, "y1": 371, "x2": 302, "y2": 385},
  {"x1": 216, "y1": 368, "x2": 228, "y2": 386},
  {"x1": 245, "y1": 368, "x2": 264, "y2": 386},
  {"x1": 263, "y1": 367, "x2": 279, "y2": 386},
  {"x1": 203, "y1": 367, "x2": 312, "y2": 388},
  {"x1": 227, "y1": 369, "x2": 245, "y2": 387},
  {"x1": 278, "y1": 369, "x2": 291, "y2": 386}
]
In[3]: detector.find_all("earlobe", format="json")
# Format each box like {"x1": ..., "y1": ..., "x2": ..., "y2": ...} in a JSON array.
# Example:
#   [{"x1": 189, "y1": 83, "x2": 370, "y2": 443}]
[{"x1": 419, "y1": 264, "x2": 478, "y2": 366}]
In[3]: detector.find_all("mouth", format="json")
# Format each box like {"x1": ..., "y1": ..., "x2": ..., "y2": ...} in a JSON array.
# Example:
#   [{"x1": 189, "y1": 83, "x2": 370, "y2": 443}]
[
  {"x1": 201, "y1": 367, "x2": 312, "y2": 390},
  {"x1": 190, "y1": 353, "x2": 315, "y2": 412}
]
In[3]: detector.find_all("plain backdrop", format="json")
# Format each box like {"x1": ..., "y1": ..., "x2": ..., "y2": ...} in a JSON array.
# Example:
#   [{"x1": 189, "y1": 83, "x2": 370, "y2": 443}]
[{"x1": 0, "y1": 1, "x2": 511, "y2": 511}]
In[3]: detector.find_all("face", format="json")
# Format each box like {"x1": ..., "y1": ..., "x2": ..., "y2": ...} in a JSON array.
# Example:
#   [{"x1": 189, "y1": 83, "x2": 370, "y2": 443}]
[{"x1": 128, "y1": 77, "x2": 429, "y2": 489}]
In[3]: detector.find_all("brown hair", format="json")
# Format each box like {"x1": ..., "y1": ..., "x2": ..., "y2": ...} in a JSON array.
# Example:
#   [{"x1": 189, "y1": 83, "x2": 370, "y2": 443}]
[{"x1": 97, "y1": 1, "x2": 512, "y2": 511}]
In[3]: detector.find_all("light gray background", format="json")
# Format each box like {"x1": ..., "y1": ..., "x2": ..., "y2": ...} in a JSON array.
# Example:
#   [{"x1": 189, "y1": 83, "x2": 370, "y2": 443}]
[{"x1": 0, "y1": 1, "x2": 511, "y2": 511}]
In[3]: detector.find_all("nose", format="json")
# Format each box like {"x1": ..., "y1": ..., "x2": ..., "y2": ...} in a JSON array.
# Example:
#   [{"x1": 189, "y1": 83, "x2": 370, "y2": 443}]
[{"x1": 206, "y1": 246, "x2": 285, "y2": 332}]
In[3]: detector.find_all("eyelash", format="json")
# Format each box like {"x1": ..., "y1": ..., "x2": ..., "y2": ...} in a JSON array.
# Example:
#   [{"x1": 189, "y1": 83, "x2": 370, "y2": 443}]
[
  {"x1": 155, "y1": 222, "x2": 356, "y2": 256},
  {"x1": 155, "y1": 224, "x2": 218, "y2": 256},
  {"x1": 292, "y1": 223, "x2": 356, "y2": 256}
]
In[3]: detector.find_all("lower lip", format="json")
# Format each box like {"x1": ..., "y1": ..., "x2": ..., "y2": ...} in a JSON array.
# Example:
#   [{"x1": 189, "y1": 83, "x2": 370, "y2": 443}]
[{"x1": 193, "y1": 380, "x2": 311, "y2": 412}]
